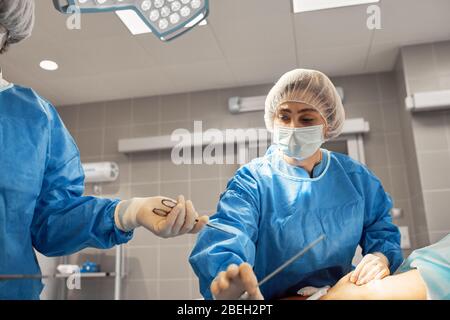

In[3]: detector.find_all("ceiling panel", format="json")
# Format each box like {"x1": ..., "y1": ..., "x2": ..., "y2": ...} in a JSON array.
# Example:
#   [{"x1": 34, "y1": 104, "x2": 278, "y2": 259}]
[
  {"x1": 134, "y1": 25, "x2": 225, "y2": 66},
  {"x1": 293, "y1": 4, "x2": 374, "y2": 51},
  {"x1": 35, "y1": 67, "x2": 174, "y2": 106},
  {"x1": 34, "y1": 1, "x2": 133, "y2": 41},
  {"x1": 228, "y1": 54, "x2": 298, "y2": 87},
  {"x1": 372, "y1": 0, "x2": 450, "y2": 46},
  {"x1": 0, "y1": 0, "x2": 449, "y2": 106},
  {"x1": 365, "y1": 42, "x2": 400, "y2": 73},
  {"x1": 207, "y1": 0, "x2": 297, "y2": 60},
  {"x1": 165, "y1": 60, "x2": 236, "y2": 92},
  {"x1": 298, "y1": 44, "x2": 368, "y2": 77}
]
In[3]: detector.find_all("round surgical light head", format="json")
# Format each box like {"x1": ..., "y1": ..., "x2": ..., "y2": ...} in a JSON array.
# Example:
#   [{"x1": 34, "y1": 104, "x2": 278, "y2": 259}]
[{"x1": 53, "y1": 0, "x2": 209, "y2": 41}]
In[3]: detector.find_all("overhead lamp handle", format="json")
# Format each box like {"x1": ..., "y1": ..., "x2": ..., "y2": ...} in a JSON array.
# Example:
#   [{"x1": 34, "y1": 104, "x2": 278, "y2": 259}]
[{"x1": 53, "y1": 0, "x2": 71, "y2": 14}]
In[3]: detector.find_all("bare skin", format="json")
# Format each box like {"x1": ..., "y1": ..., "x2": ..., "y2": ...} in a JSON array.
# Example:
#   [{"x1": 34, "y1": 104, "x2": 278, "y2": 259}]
[{"x1": 321, "y1": 270, "x2": 428, "y2": 300}]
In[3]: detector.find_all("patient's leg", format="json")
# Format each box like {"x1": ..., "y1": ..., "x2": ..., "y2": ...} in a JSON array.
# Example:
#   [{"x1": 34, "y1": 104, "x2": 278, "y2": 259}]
[
  {"x1": 322, "y1": 270, "x2": 427, "y2": 300},
  {"x1": 363, "y1": 269, "x2": 427, "y2": 300}
]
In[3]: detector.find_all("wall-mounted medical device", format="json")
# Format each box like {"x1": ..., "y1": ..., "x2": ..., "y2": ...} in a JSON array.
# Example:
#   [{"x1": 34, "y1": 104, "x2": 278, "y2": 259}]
[
  {"x1": 82, "y1": 162, "x2": 119, "y2": 183},
  {"x1": 53, "y1": 0, "x2": 209, "y2": 41},
  {"x1": 228, "y1": 87, "x2": 345, "y2": 114},
  {"x1": 405, "y1": 89, "x2": 450, "y2": 112}
]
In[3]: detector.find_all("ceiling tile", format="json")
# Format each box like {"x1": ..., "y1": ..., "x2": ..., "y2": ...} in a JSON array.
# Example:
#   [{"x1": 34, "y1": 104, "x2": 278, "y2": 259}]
[
  {"x1": 293, "y1": 4, "x2": 373, "y2": 51},
  {"x1": 372, "y1": 0, "x2": 450, "y2": 46},
  {"x1": 1, "y1": 0, "x2": 449, "y2": 105},
  {"x1": 208, "y1": 0, "x2": 297, "y2": 60},
  {"x1": 134, "y1": 25, "x2": 225, "y2": 66},
  {"x1": 366, "y1": 43, "x2": 400, "y2": 73},
  {"x1": 298, "y1": 44, "x2": 368, "y2": 76},
  {"x1": 165, "y1": 60, "x2": 236, "y2": 92}
]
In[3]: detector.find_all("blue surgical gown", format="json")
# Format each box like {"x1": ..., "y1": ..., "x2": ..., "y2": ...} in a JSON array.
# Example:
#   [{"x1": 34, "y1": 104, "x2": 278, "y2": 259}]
[
  {"x1": 0, "y1": 85, "x2": 133, "y2": 300},
  {"x1": 189, "y1": 145, "x2": 403, "y2": 300},
  {"x1": 397, "y1": 234, "x2": 450, "y2": 300}
]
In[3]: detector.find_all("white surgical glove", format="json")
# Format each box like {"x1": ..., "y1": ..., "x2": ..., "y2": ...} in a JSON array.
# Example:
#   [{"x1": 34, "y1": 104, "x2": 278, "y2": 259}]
[
  {"x1": 114, "y1": 195, "x2": 209, "y2": 238},
  {"x1": 350, "y1": 253, "x2": 390, "y2": 285},
  {"x1": 211, "y1": 263, "x2": 264, "y2": 300}
]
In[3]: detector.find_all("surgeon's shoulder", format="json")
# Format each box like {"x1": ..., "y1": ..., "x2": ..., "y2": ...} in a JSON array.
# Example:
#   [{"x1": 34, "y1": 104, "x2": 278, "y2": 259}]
[
  {"x1": 330, "y1": 151, "x2": 380, "y2": 182},
  {"x1": 238, "y1": 155, "x2": 269, "y2": 179},
  {"x1": 8, "y1": 85, "x2": 56, "y2": 119},
  {"x1": 227, "y1": 156, "x2": 267, "y2": 191}
]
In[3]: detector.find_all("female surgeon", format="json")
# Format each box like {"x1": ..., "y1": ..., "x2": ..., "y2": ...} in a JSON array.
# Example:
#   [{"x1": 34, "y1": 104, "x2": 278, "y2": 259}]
[
  {"x1": 0, "y1": 0, "x2": 208, "y2": 300},
  {"x1": 189, "y1": 69, "x2": 403, "y2": 300}
]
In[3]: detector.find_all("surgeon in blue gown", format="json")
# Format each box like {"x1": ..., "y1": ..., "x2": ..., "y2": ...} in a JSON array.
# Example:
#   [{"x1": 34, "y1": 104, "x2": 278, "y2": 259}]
[
  {"x1": 0, "y1": 0, "x2": 208, "y2": 300},
  {"x1": 189, "y1": 69, "x2": 403, "y2": 300}
]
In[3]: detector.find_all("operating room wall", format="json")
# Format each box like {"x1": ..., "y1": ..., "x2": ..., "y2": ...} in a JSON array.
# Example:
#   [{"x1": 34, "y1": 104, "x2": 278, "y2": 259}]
[
  {"x1": 53, "y1": 71, "x2": 411, "y2": 300},
  {"x1": 399, "y1": 40, "x2": 450, "y2": 245},
  {"x1": 394, "y1": 56, "x2": 430, "y2": 251}
]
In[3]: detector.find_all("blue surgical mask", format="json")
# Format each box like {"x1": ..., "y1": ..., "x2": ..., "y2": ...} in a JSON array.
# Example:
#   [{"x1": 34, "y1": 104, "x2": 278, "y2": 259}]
[{"x1": 273, "y1": 124, "x2": 325, "y2": 161}]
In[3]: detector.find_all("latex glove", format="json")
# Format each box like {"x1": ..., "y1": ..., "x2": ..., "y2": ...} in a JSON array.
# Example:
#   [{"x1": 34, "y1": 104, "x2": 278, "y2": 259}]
[
  {"x1": 350, "y1": 253, "x2": 390, "y2": 285},
  {"x1": 114, "y1": 195, "x2": 209, "y2": 238},
  {"x1": 211, "y1": 263, "x2": 264, "y2": 300}
]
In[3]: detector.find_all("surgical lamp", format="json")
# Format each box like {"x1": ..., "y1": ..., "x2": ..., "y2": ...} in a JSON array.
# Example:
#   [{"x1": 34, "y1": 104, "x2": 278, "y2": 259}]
[{"x1": 53, "y1": 0, "x2": 209, "y2": 41}]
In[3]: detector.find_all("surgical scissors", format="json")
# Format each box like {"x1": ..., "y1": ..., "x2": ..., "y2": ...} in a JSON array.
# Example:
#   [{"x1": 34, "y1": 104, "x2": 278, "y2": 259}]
[{"x1": 155, "y1": 198, "x2": 235, "y2": 236}]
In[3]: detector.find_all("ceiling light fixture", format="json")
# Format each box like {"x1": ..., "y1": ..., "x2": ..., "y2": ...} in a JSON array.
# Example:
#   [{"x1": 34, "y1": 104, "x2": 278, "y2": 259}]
[
  {"x1": 53, "y1": 0, "x2": 209, "y2": 41},
  {"x1": 292, "y1": 0, "x2": 380, "y2": 13},
  {"x1": 115, "y1": 8, "x2": 206, "y2": 35},
  {"x1": 40, "y1": 60, "x2": 59, "y2": 71}
]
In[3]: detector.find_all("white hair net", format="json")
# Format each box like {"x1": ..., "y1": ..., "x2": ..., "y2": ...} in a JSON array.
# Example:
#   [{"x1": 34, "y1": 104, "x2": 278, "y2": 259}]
[
  {"x1": 0, "y1": 0, "x2": 35, "y2": 53},
  {"x1": 264, "y1": 69, "x2": 345, "y2": 140}
]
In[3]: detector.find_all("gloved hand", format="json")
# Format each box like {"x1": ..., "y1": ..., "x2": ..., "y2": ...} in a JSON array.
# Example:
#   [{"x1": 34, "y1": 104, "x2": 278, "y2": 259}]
[
  {"x1": 350, "y1": 253, "x2": 390, "y2": 285},
  {"x1": 211, "y1": 263, "x2": 264, "y2": 300},
  {"x1": 114, "y1": 195, "x2": 209, "y2": 238}
]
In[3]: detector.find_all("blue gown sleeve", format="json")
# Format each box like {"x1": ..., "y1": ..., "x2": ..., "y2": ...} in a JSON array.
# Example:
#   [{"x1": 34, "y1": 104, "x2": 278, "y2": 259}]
[
  {"x1": 30, "y1": 102, "x2": 133, "y2": 257},
  {"x1": 189, "y1": 166, "x2": 260, "y2": 299},
  {"x1": 360, "y1": 173, "x2": 403, "y2": 273},
  {"x1": 397, "y1": 234, "x2": 450, "y2": 300}
]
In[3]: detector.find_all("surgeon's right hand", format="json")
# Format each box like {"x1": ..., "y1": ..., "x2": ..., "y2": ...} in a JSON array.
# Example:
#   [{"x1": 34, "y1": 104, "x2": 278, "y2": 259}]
[
  {"x1": 211, "y1": 263, "x2": 264, "y2": 300},
  {"x1": 114, "y1": 195, "x2": 209, "y2": 238}
]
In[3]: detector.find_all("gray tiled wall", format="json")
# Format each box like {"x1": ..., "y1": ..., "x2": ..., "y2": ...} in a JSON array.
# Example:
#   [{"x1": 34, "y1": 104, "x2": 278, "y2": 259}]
[
  {"x1": 55, "y1": 72, "x2": 410, "y2": 300},
  {"x1": 400, "y1": 40, "x2": 450, "y2": 245},
  {"x1": 395, "y1": 56, "x2": 429, "y2": 250}
]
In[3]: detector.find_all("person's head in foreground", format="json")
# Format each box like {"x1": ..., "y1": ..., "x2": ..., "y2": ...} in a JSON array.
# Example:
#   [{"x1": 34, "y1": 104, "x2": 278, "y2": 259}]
[
  {"x1": 0, "y1": 0, "x2": 210, "y2": 300},
  {"x1": 0, "y1": 0, "x2": 35, "y2": 54}
]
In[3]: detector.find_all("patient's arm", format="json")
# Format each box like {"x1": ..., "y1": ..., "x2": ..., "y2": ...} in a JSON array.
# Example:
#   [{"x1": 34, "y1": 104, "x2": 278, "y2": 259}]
[{"x1": 321, "y1": 270, "x2": 428, "y2": 300}]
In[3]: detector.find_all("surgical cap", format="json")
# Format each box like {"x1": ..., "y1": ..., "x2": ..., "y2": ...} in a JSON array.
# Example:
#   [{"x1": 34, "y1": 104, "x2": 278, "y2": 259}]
[
  {"x1": 264, "y1": 69, "x2": 345, "y2": 139},
  {"x1": 0, "y1": 0, "x2": 35, "y2": 53}
]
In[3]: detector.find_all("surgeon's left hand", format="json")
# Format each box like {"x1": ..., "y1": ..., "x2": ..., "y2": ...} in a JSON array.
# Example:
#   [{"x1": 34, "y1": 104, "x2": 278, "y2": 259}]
[{"x1": 350, "y1": 253, "x2": 390, "y2": 286}]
